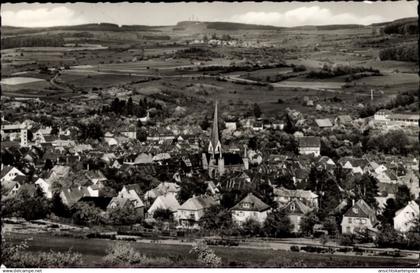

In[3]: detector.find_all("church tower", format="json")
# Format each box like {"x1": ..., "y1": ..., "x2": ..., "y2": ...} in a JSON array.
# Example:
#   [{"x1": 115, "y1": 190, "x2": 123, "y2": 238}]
[{"x1": 208, "y1": 101, "x2": 222, "y2": 157}]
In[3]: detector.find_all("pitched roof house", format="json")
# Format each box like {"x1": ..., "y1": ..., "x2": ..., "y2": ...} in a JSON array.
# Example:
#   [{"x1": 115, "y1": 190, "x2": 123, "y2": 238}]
[
  {"x1": 60, "y1": 186, "x2": 90, "y2": 206},
  {"x1": 282, "y1": 198, "x2": 314, "y2": 233},
  {"x1": 231, "y1": 193, "x2": 271, "y2": 226},
  {"x1": 147, "y1": 194, "x2": 181, "y2": 218},
  {"x1": 273, "y1": 187, "x2": 319, "y2": 209},
  {"x1": 393, "y1": 201, "x2": 419, "y2": 233},
  {"x1": 315, "y1": 118, "x2": 333, "y2": 128},
  {"x1": 144, "y1": 182, "x2": 180, "y2": 201},
  {"x1": 341, "y1": 199, "x2": 377, "y2": 234},
  {"x1": 298, "y1": 136, "x2": 320, "y2": 157},
  {"x1": 1, "y1": 166, "x2": 24, "y2": 183},
  {"x1": 176, "y1": 195, "x2": 218, "y2": 229}
]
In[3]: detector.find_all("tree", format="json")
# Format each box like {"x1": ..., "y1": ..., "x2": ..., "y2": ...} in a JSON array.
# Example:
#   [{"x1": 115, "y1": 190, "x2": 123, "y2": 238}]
[
  {"x1": 200, "y1": 116, "x2": 210, "y2": 131},
  {"x1": 153, "y1": 208, "x2": 173, "y2": 221},
  {"x1": 51, "y1": 126, "x2": 59, "y2": 136},
  {"x1": 44, "y1": 159, "x2": 54, "y2": 170},
  {"x1": 395, "y1": 185, "x2": 412, "y2": 210},
  {"x1": 263, "y1": 209, "x2": 292, "y2": 238},
  {"x1": 199, "y1": 205, "x2": 233, "y2": 234},
  {"x1": 2, "y1": 187, "x2": 51, "y2": 220},
  {"x1": 253, "y1": 103, "x2": 262, "y2": 118},
  {"x1": 71, "y1": 202, "x2": 103, "y2": 226},
  {"x1": 380, "y1": 198, "x2": 398, "y2": 226},
  {"x1": 248, "y1": 137, "x2": 258, "y2": 151},
  {"x1": 350, "y1": 174, "x2": 379, "y2": 209},
  {"x1": 322, "y1": 217, "x2": 338, "y2": 236},
  {"x1": 176, "y1": 179, "x2": 207, "y2": 204},
  {"x1": 108, "y1": 206, "x2": 143, "y2": 225},
  {"x1": 136, "y1": 128, "x2": 147, "y2": 142},
  {"x1": 127, "y1": 97, "x2": 134, "y2": 116},
  {"x1": 51, "y1": 192, "x2": 71, "y2": 218},
  {"x1": 240, "y1": 218, "x2": 262, "y2": 237},
  {"x1": 300, "y1": 211, "x2": 319, "y2": 236}
]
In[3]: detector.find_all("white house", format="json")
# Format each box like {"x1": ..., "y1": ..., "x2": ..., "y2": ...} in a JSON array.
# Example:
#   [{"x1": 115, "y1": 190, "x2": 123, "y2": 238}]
[
  {"x1": 231, "y1": 193, "x2": 271, "y2": 226},
  {"x1": 176, "y1": 196, "x2": 217, "y2": 229},
  {"x1": 117, "y1": 184, "x2": 144, "y2": 208},
  {"x1": 1, "y1": 166, "x2": 24, "y2": 183},
  {"x1": 341, "y1": 199, "x2": 377, "y2": 234},
  {"x1": 35, "y1": 178, "x2": 53, "y2": 199},
  {"x1": 298, "y1": 136, "x2": 321, "y2": 157},
  {"x1": 147, "y1": 194, "x2": 180, "y2": 219},
  {"x1": 393, "y1": 201, "x2": 419, "y2": 233}
]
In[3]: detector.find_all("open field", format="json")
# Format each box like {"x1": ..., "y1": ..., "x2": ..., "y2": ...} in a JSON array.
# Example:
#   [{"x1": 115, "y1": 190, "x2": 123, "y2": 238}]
[
  {"x1": 6, "y1": 233, "x2": 418, "y2": 267},
  {"x1": 0, "y1": 76, "x2": 46, "y2": 85}
]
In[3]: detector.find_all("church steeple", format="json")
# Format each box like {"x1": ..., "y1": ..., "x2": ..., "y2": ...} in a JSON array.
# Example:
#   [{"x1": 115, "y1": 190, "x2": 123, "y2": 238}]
[{"x1": 208, "y1": 100, "x2": 222, "y2": 156}]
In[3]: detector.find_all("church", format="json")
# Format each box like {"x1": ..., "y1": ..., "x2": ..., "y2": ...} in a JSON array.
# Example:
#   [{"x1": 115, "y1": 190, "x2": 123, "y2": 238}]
[{"x1": 202, "y1": 101, "x2": 248, "y2": 178}]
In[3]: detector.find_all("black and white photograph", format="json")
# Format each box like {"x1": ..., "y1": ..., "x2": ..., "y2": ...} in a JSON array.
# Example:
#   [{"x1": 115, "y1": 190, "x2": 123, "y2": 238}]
[{"x1": 0, "y1": 1, "x2": 419, "y2": 269}]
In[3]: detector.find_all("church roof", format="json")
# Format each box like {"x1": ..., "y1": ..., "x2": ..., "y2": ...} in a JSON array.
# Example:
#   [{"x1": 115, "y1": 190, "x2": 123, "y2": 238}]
[{"x1": 209, "y1": 101, "x2": 221, "y2": 154}]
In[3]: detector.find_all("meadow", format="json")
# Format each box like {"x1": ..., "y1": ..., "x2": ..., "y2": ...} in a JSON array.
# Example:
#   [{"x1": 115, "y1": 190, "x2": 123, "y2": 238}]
[{"x1": 6, "y1": 233, "x2": 418, "y2": 267}]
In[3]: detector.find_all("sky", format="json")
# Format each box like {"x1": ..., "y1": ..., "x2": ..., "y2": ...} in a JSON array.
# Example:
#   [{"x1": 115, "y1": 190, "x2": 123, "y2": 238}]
[{"x1": 1, "y1": 2, "x2": 417, "y2": 28}]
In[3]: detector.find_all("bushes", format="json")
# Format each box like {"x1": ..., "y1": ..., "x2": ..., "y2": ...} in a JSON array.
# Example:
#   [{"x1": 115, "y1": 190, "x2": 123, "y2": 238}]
[
  {"x1": 307, "y1": 64, "x2": 380, "y2": 79},
  {"x1": 189, "y1": 241, "x2": 222, "y2": 267},
  {"x1": 3, "y1": 238, "x2": 82, "y2": 268},
  {"x1": 205, "y1": 239, "x2": 239, "y2": 247},
  {"x1": 379, "y1": 43, "x2": 418, "y2": 62},
  {"x1": 339, "y1": 234, "x2": 356, "y2": 246},
  {"x1": 103, "y1": 242, "x2": 144, "y2": 266},
  {"x1": 17, "y1": 250, "x2": 82, "y2": 268},
  {"x1": 290, "y1": 245, "x2": 300, "y2": 252}
]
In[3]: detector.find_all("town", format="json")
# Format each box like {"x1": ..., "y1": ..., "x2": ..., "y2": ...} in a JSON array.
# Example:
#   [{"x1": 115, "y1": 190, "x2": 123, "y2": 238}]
[{"x1": 1, "y1": 3, "x2": 419, "y2": 268}]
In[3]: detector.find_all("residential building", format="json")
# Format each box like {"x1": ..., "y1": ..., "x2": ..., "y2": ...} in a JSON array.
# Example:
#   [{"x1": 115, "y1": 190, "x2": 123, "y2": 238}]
[
  {"x1": 231, "y1": 192, "x2": 271, "y2": 226},
  {"x1": 282, "y1": 198, "x2": 313, "y2": 233},
  {"x1": 341, "y1": 199, "x2": 377, "y2": 234},
  {"x1": 273, "y1": 187, "x2": 319, "y2": 209},
  {"x1": 298, "y1": 136, "x2": 321, "y2": 156},
  {"x1": 393, "y1": 201, "x2": 419, "y2": 233},
  {"x1": 1, "y1": 166, "x2": 24, "y2": 183},
  {"x1": 176, "y1": 195, "x2": 217, "y2": 229},
  {"x1": 147, "y1": 194, "x2": 180, "y2": 219}
]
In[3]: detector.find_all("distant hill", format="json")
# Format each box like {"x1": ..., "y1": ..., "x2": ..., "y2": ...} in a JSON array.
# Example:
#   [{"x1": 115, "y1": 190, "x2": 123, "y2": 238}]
[
  {"x1": 1, "y1": 23, "x2": 161, "y2": 35},
  {"x1": 291, "y1": 24, "x2": 364, "y2": 31},
  {"x1": 371, "y1": 17, "x2": 417, "y2": 35},
  {"x1": 371, "y1": 17, "x2": 417, "y2": 27},
  {"x1": 205, "y1": 22, "x2": 283, "y2": 31}
]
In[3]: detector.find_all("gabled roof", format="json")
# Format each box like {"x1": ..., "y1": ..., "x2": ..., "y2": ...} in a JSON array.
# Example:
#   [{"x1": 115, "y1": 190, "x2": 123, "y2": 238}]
[
  {"x1": 344, "y1": 199, "x2": 375, "y2": 218},
  {"x1": 179, "y1": 196, "x2": 217, "y2": 211},
  {"x1": 1, "y1": 180, "x2": 20, "y2": 195},
  {"x1": 151, "y1": 194, "x2": 180, "y2": 212},
  {"x1": 1, "y1": 166, "x2": 15, "y2": 179},
  {"x1": 124, "y1": 184, "x2": 143, "y2": 196},
  {"x1": 274, "y1": 187, "x2": 318, "y2": 200},
  {"x1": 298, "y1": 136, "x2": 320, "y2": 148},
  {"x1": 336, "y1": 115, "x2": 352, "y2": 123},
  {"x1": 315, "y1": 118, "x2": 333, "y2": 128},
  {"x1": 283, "y1": 198, "x2": 312, "y2": 215},
  {"x1": 61, "y1": 186, "x2": 89, "y2": 205},
  {"x1": 231, "y1": 192, "x2": 271, "y2": 212},
  {"x1": 395, "y1": 201, "x2": 419, "y2": 217}
]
